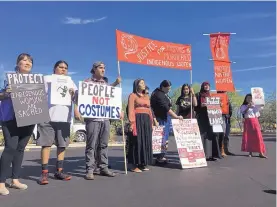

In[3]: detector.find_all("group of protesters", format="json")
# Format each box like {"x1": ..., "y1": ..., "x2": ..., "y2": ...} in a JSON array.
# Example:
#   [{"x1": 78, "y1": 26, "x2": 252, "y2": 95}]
[{"x1": 0, "y1": 53, "x2": 267, "y2": 196}]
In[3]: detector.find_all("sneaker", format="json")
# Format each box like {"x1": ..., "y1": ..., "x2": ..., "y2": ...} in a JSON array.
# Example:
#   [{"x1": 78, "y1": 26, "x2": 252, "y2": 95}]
[
  {"x1": 100, "y1": 169, "x2": 116, "y2": 177},
  {"x1": 38, "y1": 170, "x2": 49, "y2": 185},
  {"x1": 85, "y1": 173, "x2": 95, "y2": 180},
  {"x1": 54, "y1": 170, "x2": 72, "y2": 181},
  {"x1": 10, "y1": 182, "x2": 28, "y2": 190},
  {"x1": 0, "y1": 186, "x2": 9, "y2": 196}
]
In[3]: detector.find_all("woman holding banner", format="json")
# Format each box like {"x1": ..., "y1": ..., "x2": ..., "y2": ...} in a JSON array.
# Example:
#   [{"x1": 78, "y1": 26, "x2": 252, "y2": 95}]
[
  {"x1": 150, "y1": 80, "x2": 183, "y2": 164},
  {"x1": 37, "y1": 60, "x2": 76, "y2": 185},
  {"x1": 127, "y1": 79, "x2": 157, "y2": 173},
  {"x1": 0, "y1": 53, "x2": 35, "y2": 196},
  {"x1": 176, "y1": 84, "x2": 197, "y2": 119},
  {"x1": 195, "y1": 82, "x2": 221, "y2": 161},
  {"x1": 240, "y1": 94, "x2": 267, "y2": 158}
]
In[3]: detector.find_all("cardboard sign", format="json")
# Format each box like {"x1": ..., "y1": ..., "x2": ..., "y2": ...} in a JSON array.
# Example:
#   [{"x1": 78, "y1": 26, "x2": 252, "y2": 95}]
[
  {"x1": 116, "y1": 30, "x2": 191, "y2": 70},
  {"x1": 172, "y1": 119, "x2": 207, "y2": 169},
  {"x1": 251, "y1": 87, "x2": 265, "y2": 106},
  {"x1": 6, "y1": 73, "x2": 50, "y2": 127},
  {"x1": 206, "y1": 97, "x2": 224, "y2": 132},
  {"x1": 211, "y1": 93, "x2": 229, "y2": 114},
  {"x1": 152, "y1": 126, "x2": 166, "y2": 154},
  {"x1": 77, "y1": 81, "x2": 122, "y2": 119},
  {"x1": 50, "y1": 74, "x2": 72, "y2": 106}
]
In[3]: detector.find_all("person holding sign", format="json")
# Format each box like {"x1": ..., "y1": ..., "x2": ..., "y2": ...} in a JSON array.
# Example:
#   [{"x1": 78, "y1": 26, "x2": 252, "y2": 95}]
[
  {"x1": 75, "y1": 61, "x2": 119, "y2": 180},
  {"x1": 176, "y1": 83, "x2": 197, "y2": 119},
  {"x1": 151, "y1": 80, "x2": 183, "y2": 164},
  {"x1": 195, "y1": 82, "x2": 221, "y2": 161},
  {"x1": 217, "y1": 91, "x2": 234, "y2": 156},
  {"x1": 37, "y1": 60, "x2": 76, "y2": 185},
  {"x1": 240, "y1": 94, "x2": 267, "y2": 158},
  {"x1": 0, "y1": 53, "x2": 35, "y2": 196},
  {"x1": 127, "y1": 79, "x2": 158, "y2": 172}
]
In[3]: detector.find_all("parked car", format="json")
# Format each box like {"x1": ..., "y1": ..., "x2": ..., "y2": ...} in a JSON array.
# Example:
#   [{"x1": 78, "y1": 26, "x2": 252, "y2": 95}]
[
  {"x1": 72, "y1": 123, "x2": 87, "y2": 142},
  {"x1": 116, "y1": 123, "x2": 130, "y2": 135}
]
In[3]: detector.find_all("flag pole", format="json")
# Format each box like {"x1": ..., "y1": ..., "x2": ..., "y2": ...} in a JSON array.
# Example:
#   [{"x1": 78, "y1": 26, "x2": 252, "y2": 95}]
[
  {"x1": 117, "y1": 60, "x2": 128, "y2": 175},
  {"x1": 116, "y1": 29, "x2": 128, "y2": 175}
]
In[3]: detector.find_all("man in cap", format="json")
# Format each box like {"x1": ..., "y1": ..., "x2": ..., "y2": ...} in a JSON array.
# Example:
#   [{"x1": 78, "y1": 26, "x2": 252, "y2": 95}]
[{"x1": 75, "y1": 61, "x2": 121, "y2": 180}]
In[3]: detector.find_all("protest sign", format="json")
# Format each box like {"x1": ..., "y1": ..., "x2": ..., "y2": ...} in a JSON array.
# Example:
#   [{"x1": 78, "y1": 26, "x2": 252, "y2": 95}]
[
  {"x1": 172, "y1": 119, "x2": 207, "y2": 169},
  {"x1": 49, "y1": 74, "x2": 72, "y2": 106},
  {"x1": 152, "y1": 126, "x2": 165, "y2": 154},
  {"x1": 251, "y1": 87, "x2": 265, "y2": 106},
  {"x1": 6, "y1": 73, "x2": 50, "y2": 127},
  {"x1": 77, "y1": 81, "x2": 122, "y2": 119},
  {"x1": 209, "y1": 33, "x2": 235, "y2": 92},
  {"x1": 211, "y1": 92, "x2": 229, "y2": 114},
  {"x1": 206, "y1": 97, "x2": 223, "y2": 132},
  {"x1": 116, "y1": 30, "x2": 191, "y2": 70}
]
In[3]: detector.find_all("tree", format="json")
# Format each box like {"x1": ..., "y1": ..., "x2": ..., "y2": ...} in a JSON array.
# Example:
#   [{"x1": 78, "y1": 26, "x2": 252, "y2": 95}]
[
  {"x1": 227, "y1": 91, "x2": 245, "y2": 131},
  {"x1": 259, "y1": 92, "x2": 276, "y2": 130}
]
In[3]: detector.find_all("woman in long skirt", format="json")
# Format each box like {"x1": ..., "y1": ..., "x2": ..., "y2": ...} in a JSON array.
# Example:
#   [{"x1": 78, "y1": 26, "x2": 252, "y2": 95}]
[
  {"x1": 240, "y1": 94, "x2": 267, "y2": 158},
  {"x1": 127, "y1": 79, "x2": 158, "y2": 173}
]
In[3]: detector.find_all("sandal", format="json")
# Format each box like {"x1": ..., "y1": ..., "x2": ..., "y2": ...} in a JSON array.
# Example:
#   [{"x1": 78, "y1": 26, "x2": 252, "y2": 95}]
[{"x1": 131, "y1": 168, "x2": 142, "y2": 173}]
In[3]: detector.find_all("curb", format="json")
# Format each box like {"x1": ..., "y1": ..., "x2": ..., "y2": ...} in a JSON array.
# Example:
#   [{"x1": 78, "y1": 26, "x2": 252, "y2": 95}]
[{"x1": 0, "y1": 142, "x2": 124, "y2": 151}]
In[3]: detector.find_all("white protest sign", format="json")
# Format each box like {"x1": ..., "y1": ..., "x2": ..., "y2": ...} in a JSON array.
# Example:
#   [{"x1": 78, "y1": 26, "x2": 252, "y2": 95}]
[
  {"x1": 50, "y1": 75, "x2": 72, "y2": 106},
  {"x1": 152, "y1": 126, "x2": 165, "y2": 154},
  {"x1": 78, "y1": 81, "x2": 122, "y2": 119},
  {"x1": 172, "y1": 119, "x2": 207, "y2": 169},
  {"x1": 251, "y1": 87, "x2": 265, "y2": 106}
]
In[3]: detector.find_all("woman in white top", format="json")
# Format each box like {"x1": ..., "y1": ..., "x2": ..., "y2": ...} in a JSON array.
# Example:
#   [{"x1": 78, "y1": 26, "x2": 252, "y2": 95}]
[{"x1": 240, "y1": 94, "x2": 267, "y2": 158}]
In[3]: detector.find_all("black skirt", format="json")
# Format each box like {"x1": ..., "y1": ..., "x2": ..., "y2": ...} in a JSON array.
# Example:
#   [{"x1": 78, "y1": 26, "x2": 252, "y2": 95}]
[{"x1": 127, "y1": 113, "x2": 153, "y2": 166}]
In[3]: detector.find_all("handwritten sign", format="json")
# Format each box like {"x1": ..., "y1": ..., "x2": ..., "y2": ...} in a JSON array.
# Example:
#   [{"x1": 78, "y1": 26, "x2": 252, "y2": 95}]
[
  {"x1": 172, "y1": 119, "x2": 207, "y2": 169},
  {"x1": 50, "y1": 75, "x2": 72, "y2": 106},
  {"x1": 206, "y1": 97, "x2": 224, "y2": 125},
  {"x1": 152, "y1": 126, "x2": 166, "y2": 154},
  {"x1": 211, "y1": 93, "x2": 229, "y2": 114},
  {"x1": 251, "y1": 87, "x2": 265, "y2": 106},
  {"x1": 77, "y1": 81, "x2": 122, "y2": 119},
  {"x1": 116, "y1": 30, "x2": 191, "y2": 70},
  {"x1": 6, "y1": 73, "x2": 50, "y2": 127}
]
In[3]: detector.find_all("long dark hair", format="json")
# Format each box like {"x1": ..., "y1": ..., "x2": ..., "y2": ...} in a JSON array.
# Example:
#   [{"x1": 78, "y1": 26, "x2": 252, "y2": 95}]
[
  {"x1": 53, "y1": 60, "x2": 68, "y2": 73},
  {"x1": 180, "y1": 83, "x2": 191, "y2": 97},
  {"x1": 133, "y1": 79, "x2": 144, "y2": 94},
  {"x1": 241, "y1": 93, "x2": 252, "y2": 106}
]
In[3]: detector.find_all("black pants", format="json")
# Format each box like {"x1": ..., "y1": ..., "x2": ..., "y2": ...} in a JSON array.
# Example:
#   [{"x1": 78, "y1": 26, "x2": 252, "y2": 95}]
[{"x1": 0, "y1": 119, "x2": 34, "y2": 183}]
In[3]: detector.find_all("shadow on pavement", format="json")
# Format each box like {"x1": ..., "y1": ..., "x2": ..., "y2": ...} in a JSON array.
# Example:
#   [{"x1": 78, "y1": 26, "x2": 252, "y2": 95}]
[
  {"x1": 20, "y1": 156, "x2": 125, "y2": 182},
  {"x1": 263, "y1": 190, "x2": 276, "y2": 195},
  {"x1": 263, "y1": 138, "x2": 276, "y2": 142}
]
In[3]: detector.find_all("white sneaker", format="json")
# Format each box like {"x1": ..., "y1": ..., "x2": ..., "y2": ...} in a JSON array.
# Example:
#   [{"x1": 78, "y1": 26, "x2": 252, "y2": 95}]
[{"x1": 0, "y1": 186, "x2": 9, "y2": 196}]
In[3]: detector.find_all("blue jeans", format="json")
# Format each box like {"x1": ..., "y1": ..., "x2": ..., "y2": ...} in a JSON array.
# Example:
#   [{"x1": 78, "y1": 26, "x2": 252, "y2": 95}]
[{"x1": 154, "y1": 115, "x2": 171, "y2": 160}]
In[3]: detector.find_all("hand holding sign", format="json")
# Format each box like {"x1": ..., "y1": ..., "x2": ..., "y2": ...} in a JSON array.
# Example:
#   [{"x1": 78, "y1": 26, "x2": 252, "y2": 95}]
[
  {"x1": 5, "y1": 84, "x2": 12, "y2": 93},
  {"x1": 69, "y1": 88, "x2": 75, "y2": 97}
]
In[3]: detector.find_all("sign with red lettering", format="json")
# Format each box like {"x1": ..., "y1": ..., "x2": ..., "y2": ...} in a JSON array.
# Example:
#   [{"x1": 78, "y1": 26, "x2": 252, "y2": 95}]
[
  {"x1": 251, "y1": 87, "x2": 265, "y2": 106},
  {"x1": 152, "y1": 126, "x2": 165, "y2": 154},
  {"x1": 214, "y1": 61, "x2": 235, "y2": 92},
  {"x1": 116, "y1": 30, "x2": 191, "y2": 70},
  {"x1": 77, "y1": 81, "x2": 122, "y2": 119},
  {"x1": 172, "y1": 119, "x2": 207, "y2": 169}
]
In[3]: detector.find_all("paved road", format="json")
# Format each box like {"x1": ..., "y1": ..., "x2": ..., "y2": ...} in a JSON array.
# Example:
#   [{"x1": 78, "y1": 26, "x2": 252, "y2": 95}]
[{"x1": 0, "y1": 135, "x2": 276, "y2": 207}]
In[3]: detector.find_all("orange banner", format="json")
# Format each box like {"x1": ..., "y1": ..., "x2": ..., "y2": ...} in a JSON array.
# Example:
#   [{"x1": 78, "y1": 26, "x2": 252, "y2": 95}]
[
  {"x1": 214, "y1": 61, "x2": 235, "y2": 92},
  {"x1": 210, "y1": 33, "x2": 230, "y2": 62},
  {"x1": 116, "y1": 30, "x2": 192, "y2": 70},
  {"x1": 211, "y1": 93, "x2": 229, "y2": 114}
]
